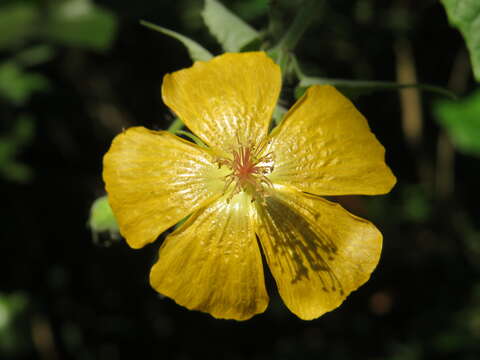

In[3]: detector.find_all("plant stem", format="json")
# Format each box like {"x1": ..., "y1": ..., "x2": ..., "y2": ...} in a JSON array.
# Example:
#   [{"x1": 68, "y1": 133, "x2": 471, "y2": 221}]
[{"x1": 276, "y1": 0, "x2": 322, "y2": 52}]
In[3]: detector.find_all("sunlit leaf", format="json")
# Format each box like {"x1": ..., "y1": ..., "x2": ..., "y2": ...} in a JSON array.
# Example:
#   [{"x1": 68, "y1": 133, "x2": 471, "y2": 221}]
[
  {"x1": 202, "y1": 0, "x2": 259, "y2": 52},
  {"x1": 440, "y1": 0, "x2": 480, "y2": 81},
  {"x1": 140, "y1": 20, "x2": 213, "y2": 62},
  {"x1": 434, "y1": 89, "x2": 480, "y2": 156}
]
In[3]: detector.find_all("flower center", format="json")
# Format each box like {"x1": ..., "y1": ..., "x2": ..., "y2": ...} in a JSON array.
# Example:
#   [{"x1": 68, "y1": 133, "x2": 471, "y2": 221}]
[{"x1": 216, "y1": 139, "x2": 274, "y2": 201}]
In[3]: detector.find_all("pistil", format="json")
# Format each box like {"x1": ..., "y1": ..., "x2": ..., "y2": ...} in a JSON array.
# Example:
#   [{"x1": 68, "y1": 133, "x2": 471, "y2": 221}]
[{"x1": 216, "y1": 138, "x2": 274, "y2": 202}]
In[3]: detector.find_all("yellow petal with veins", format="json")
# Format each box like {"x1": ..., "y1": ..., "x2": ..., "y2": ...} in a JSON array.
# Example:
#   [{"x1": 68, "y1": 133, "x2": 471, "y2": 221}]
[
  {"x1": 255, "y1": 186, "x2": 382, "y2": 320},
  {"x1": 162, "y1": 52, "x2": 281, "y2": 153},
  {"x1": 150, "y1": 192, "x2": 268, "y2": 321},
  {"x1": 103, "y1": 127, "x2": 226, "y2": 249},
  {"x1": 269, "y1": 85, "x2": 396, "y2": 195}
]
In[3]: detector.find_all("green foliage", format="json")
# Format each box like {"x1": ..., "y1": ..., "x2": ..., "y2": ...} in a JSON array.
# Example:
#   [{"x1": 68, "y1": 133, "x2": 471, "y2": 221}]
[
  {"x1": 0, "y1": 116, "x2": 35, "y2": 183},
  {"x1": 230, "y1": 0, "x2": 268, "y2": 22},
  {"x1": 0, "y1": 0, "x2": 117, "y2": 52},
  {"x1": 0, "y1": 62, "x2": 49, "y2": 105},
  {"x1": 88, "y1": 196, "x2": 120, "y2": 241},
  {"x1": 291, "y1": 55, "x2": 456, "y2": 99},
  {"x1": 440, "y1": 0, "x2": 480, "y2": 81},
  {"x1": 0, "y1": 2, "x2": 38, "y2": 50},
  {"x1": 141, "y1": 0, "x2": 451, "y2": 99},
  {"x1": 272, "y1": 104, "x2": 287, "y2": 125},
  {"x1": 42, "y1": 0, "x2": 117, "y2": 51},
  {"x1": 0, "y1": 293, "x2": 31, "y2": 356},
  {"x1": 434, "y1": 89, "x2": 480, "y2": 156},
  {"x1": 13, "y1": 45, "x2": 56, "y2": 67},
  {"x1": 0, "y1": 0, "x2": 118, "y2": 185},
  {"x1": 140, "y1": 20, "x2": 213, "y2": 62},
  {"x1": 202, "y1": 0, "x2": 259, "y2": 52}
]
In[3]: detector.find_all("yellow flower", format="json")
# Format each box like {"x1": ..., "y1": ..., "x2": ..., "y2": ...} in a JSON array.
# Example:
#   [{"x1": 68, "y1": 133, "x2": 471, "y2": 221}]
[{"x1": 103, "y1": 52, "x2": 396, "y2": 321}]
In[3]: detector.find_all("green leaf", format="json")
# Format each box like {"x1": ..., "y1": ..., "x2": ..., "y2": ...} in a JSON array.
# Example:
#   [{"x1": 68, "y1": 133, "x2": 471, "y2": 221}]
[
  {"x1": 140, "y1": 20, "x2": 213, "y2": 62},
  {"x1": 88, "y1": 196, "x2": 119, "y2": 236},
  {"x1": 0, "y1": 3, "x2": 38, "y2": 50},
  {"x1": 202, "y1": 0, "x2": 259, "y2": 52},
  {"x1": 0, "y1": 62, "x2": 50, "y2": 105},
  {"x1": 296, "y1": 77, "x2": 456, "y2": 99},
  {"x1": 433, "y1": 89, "x2": 480, "y2": 156},
  {"x1": 440, "y1": 0, "x2": 480, "y2": 81},
  {"x1": 43, "y1": 0, "x2": 117, "y2": 51}
]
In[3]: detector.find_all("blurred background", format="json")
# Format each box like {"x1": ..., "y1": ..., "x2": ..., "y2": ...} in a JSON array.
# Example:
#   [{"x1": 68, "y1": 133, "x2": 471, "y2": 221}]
[{"x1": 2, "y1": 0, "x2": 480, "y2": 359}]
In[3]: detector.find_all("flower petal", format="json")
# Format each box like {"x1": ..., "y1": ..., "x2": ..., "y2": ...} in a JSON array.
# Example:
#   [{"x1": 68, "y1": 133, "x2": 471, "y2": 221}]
[
  {"x1": 255, "y1": 187, "x2": 382, "y2": 320},
  {"x1": 150, "y1": 192, "x2": 268, "y2": 321},
  {"x1": 269, "y1": 85, "x2": 396, "y2": 195},
  {"x1": 162, "y1": 52, "x2": 281, "y2": 152},
  {"x1": 103, "y1": 127, "x2": 226, "y2": 249}
]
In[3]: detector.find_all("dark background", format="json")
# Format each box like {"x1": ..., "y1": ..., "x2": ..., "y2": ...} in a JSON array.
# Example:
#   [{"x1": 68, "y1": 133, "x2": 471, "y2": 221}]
[{"x1": 2, "y1": 0, "x2": 479, "y2": 359}]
